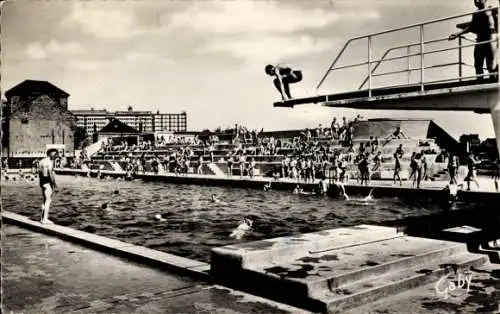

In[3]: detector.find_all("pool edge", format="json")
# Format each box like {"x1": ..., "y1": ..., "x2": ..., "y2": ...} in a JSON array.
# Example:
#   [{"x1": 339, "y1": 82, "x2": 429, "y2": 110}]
[{"x1": 1, "y1": 211, "x2": 211, "y2": 282}]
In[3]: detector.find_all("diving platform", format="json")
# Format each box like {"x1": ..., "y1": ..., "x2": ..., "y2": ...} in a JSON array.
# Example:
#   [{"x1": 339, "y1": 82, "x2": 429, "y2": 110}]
[
  {"x1": 273, "y1": 7, "x2": 500, "y2": 158},
  {"x1": 274, "y1": 80, "x2": 499, "y2": 113}
]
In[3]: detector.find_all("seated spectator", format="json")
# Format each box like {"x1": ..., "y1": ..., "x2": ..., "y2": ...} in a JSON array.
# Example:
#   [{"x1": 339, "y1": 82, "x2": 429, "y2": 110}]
[{"x1": 383, "y1": 127, "x2": 408, "y2": 146}]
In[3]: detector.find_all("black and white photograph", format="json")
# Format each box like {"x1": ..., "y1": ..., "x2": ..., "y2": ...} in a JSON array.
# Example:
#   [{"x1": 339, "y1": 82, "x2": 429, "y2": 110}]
[{"x1": 1, "y1": 0, "x2": 500, "y2": 313}]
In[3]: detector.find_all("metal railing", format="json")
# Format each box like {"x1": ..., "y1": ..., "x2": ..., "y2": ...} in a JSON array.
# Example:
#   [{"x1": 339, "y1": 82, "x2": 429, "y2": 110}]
[{"x1": 316, "y1": 6, "x2": 499, "y2": 96}]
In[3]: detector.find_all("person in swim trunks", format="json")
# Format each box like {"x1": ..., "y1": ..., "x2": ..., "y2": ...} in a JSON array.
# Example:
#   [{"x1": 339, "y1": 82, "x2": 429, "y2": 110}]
[
  {"x1": 393, "y1": 152, "x2": 402, "y2": 186},
  {"x1": 493, "y1": 158, "x2": 499, "y2": 192},
  {"x1": 38, "y1": 149, "x2": 58, "y2": 224},
  {"x1": 265, "y1": 64, "x2": 303, "y2": 101},
  {"x1": 465, "y1": 152, "x2": 481, "y2": 190},
  {"x1": 449, "y1": 0, "x2": 498, "y2": 81}
]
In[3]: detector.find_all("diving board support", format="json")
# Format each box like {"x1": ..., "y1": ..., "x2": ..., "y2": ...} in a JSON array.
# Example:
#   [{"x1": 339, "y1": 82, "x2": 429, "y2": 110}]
[{"x1": 491, "y1": 93, "x2": 500, "y2": 160}]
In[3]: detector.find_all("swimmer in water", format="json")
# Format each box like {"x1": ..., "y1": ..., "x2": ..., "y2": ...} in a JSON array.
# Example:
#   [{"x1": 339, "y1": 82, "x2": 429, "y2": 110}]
[
  {"x1": 444, "y1": 181, "x2": 464, "y2": 205},
  {"x1": 293, "y1": 185, "x2": 303, "y2": 194},
  {"x1": 211, "y1": 194, "x2": 220, "y2": 203},
  {"x1": 230, "y1": 218, "x2": 253, "y2": 239},
  {"x1": 263, "y1": 182, "x2": 271, "y2": 191},
  {"x1": 362, "y1": 189, "x2": 375, "y2": 201},
  {"x1": 331, "y1": 177, "x2": 349, "y2": 200},
  {"x1": 154, "y1": 214, "x2": 166, "y2": 222}
]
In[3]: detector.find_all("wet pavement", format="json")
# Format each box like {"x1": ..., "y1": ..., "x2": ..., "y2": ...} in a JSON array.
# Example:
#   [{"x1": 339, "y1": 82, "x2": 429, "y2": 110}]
[
  {"x1": 2, "y1": 224, "x2": 308, "y2": 314},
  {"x1": 342, "y1": 263, "x2": 500, "y2": 314}
]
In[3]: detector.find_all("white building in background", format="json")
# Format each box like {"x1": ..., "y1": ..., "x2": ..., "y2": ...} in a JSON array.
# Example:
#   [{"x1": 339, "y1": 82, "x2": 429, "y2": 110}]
[{"x1": 72, "y1": 106, "x2": 187, "y2": 136}]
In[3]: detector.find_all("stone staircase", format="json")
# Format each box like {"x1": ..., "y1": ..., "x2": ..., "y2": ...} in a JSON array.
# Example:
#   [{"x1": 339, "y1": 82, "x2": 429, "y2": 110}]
[
  {"x1": 207, "y1": 162, "x2": 226, "y2": 177},
  {"x1": 429, "y1": 168, "x2": 448, "y2": 181},
  {"x1": 211, "y1": 225, "x2": 488, "y2": 313},
  {"x1": 109, "y1": 161, "x2": 123, "y2": 171}
]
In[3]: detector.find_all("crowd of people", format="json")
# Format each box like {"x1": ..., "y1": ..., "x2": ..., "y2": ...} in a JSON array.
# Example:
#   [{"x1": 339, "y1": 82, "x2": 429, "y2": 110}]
[
  {"x1": 53, "y1": 110, "x2": 500, "y2": 195},
  {"x1": 84, "y1": 118, "x2": 445, "y2": 188}
]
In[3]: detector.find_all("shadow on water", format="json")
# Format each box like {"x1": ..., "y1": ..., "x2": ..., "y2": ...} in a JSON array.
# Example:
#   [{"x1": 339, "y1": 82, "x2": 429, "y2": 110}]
[{"x1": 2, "y1": 176, "x2": 497, "y2": 263}]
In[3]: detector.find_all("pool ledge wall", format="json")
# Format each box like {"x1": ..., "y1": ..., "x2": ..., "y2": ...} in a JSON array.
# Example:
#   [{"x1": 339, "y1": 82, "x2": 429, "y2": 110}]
[
  {"x1": 54, "y1": 168, "x2": 500, "y2": 204},
  {"x1": 1, "y1": 211, "x2": 210, "y2": 281}
]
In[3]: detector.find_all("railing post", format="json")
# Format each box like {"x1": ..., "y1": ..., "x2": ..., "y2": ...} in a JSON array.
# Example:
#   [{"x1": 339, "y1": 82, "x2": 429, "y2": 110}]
[
  {"x1": 419, "y1": 24, "x2": 425, "y2": 91},
  {"x1": 458, "y1": 36, "x2": 463, "y2": 81},
  {"x1": 407, "y1": 46, "x2": 411, "y2": 85},
  {"x1": 368, "y1": 36, "x2": 372, "y2": 97}
]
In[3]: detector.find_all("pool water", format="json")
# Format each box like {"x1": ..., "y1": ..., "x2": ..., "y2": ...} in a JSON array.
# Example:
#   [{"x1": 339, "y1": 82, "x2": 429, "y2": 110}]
[{"x1": 2, "y1": 175, "x2": 445, "y2": 263}]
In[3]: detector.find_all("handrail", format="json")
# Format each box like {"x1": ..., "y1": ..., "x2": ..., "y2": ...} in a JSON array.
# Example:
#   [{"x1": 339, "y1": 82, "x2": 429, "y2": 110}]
[
  {"x1": 358, "y1": 40, "x2": 497, "y2": 88},
  {"x1": 358, "y1": 37, "x2": 450, "y2": 89},
  {"x1": 316, "y1": 6, "x2": 498, "y2": 91},
  {"x1": 341, "y1": 6, "x2": 497, "y2": 43},
  {"x1": 370, "y1": 62, "x2": 462, "y2": 78},
  {"x1": 358, "y1": 35, "x2": 477, "y2": 89},
  {"x1": 316, "y1": 38, "x2": 355, "y2": 89},
  {"x1": 328, "y1": 38, "x2": 497, "y2": 72}
]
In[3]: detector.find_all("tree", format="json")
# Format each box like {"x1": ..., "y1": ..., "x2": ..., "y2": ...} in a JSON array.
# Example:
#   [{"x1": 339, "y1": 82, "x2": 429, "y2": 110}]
[{"x1": 73, "y1": 126, "x2": 89, "y2": 150}]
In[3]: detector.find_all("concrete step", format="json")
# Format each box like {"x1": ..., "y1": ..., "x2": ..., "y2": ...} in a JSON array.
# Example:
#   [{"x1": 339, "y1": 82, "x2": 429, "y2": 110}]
[
  {"x1": 305, "y1": 239, "x2": 468, "y2": 293},
  {"x1": 211, "y1": 225, "x2": 400, "y2": 271},
  {"x1": 211, "y1": 226, "x2": 490, "y2": 314},
  {"x1": 250, "y1": 237, "x2": 468, "y2": 295},
  {"x1": 312, "y1": 252, "x2": 488, "y2": 313}
]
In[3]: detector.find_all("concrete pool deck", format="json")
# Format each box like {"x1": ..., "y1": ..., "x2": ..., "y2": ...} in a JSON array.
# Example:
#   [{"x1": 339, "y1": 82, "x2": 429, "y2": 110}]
[
  {"x1": 2, "y1": 224, "x2": 309, "y2": 314},
  {"x1": 3, "y1": 211, "x2": 500, "y2": 313},
  {"x1": 2, "y1": 211, "x2": 210, "y2": 281}
]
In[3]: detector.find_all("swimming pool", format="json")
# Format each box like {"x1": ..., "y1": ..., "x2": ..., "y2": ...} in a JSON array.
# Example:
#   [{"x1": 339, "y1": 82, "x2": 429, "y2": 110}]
[{"x1": 3, "y1": 175, "x2": 447, "y2": 263}]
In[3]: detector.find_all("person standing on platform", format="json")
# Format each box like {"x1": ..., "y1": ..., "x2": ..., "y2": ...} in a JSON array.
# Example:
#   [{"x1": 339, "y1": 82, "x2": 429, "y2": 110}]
[
  {"x1": 372, "y1": 151, "x2": 382, "y2": 172},
  {"x1": 197, "y1": 155, "x2": 204, "y2": 175},
  {"x1": 393, "y1": 152, "x2": 403, "y2": 186},
  {"x1": 465, "y1": 152, "x2": 481, "y2": 190},
  {"x1": 248, "y1": 157, "x2": 256, "y2": 179},
  {"x1": 227, "y1": 154, "x2": 234, "y2": 177},
  {"x1": 448, "y1": 153, "x2": 460, "y2": 184},
  {"x1": 359, "y1": 153, "x2": 370, "y2": 186},
  {"x1": 449, "y1": 0, "x2": 498, "y2": 81},
  {"x1": 38, "y1": 149, "x2": 59, "y2": 224},
  {"x1": 238, "y1": 154, "x2": 246, "y2": 179},
  {"x1": 414, "y1": 153, "x2": 423, "y2": 189},
  {"x1": 331, "y1": 117, "x2": 340, "y2": 139},
  {"x1": 493, "y1": 158, "x2": 499, "y2": 192},
  {"x1": 265, "y1": 64, "x2": 303, "y2": 101},
  {"x1": 421, "y1": 153, "x2": 428, "y2": 181}
]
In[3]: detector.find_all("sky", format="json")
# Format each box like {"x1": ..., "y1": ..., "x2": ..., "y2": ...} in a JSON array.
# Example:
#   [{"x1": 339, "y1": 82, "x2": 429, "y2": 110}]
[{"x1": 1, "y1": 0, "x2": 497, "y2": 139}]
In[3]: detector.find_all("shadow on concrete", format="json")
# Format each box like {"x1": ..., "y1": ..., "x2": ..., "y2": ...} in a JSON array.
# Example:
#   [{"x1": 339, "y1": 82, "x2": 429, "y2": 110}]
[{"x1": 380, "y1": 203, "x2": 500, "y2": 264}]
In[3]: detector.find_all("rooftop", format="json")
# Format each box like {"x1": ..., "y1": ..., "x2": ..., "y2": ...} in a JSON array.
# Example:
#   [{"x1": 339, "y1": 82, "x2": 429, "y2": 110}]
[
  {"x1": 114, "y1": 111, "x2": 153, "y2": 115},
  {"x1": 5, "y1": 80, "x2": 69, "y2": 98},
  {"x1": 72, "y1": 109, "x2": 110, "y2": 115}
]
